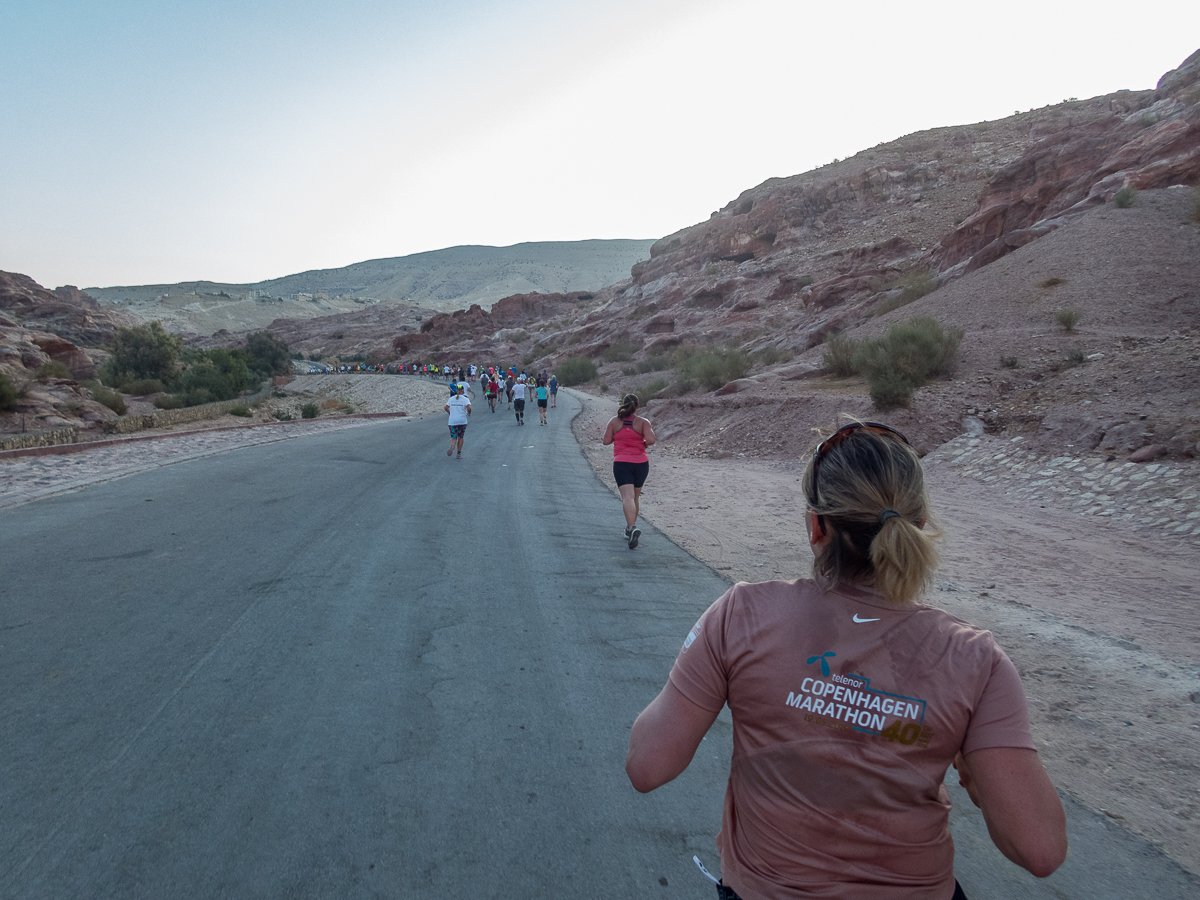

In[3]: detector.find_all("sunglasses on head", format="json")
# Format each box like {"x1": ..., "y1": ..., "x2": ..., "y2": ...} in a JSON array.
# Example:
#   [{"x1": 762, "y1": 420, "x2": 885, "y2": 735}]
[{"x1": 807, "y1": 422, "x2": 910, "y2": 508}]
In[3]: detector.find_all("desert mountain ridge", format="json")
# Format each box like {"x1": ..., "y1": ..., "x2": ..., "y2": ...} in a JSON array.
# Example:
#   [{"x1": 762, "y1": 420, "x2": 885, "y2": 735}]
[
  {"x1": 3, "y1": 49, "x2": 1198, "y2": 459},
  {"x1": 82, "y1": 239, "x2": 655, "y2": 334}
]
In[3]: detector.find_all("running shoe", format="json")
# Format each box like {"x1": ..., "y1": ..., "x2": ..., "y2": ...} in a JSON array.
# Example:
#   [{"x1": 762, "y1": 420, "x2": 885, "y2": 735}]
[
  {"x1": 447, "y1": 449, "x2": 453, "y2": 457},
  {"x1": 624, "y1": 525, "x2": 632, "y2": 540},
  {"x1": 628, "y1": 527, "x2": 641, "y2": 550}
]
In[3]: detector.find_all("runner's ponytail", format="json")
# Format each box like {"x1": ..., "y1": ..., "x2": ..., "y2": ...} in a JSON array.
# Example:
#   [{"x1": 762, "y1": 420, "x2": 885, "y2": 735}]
[
  {"x1": 801, "y1": 427, "x2": 940, "y2": 606},
  {"x1": 617, "y1": 393, "x2": 640, "y2": 420}
]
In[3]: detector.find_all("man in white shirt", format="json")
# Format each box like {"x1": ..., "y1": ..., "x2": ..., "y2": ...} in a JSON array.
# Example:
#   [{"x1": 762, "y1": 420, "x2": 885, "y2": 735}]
[
  {"x1": 445, "y1": 384, "x2": 472, "y2": 458},
  {"x1": 510, "y1": 378, "x2": 527, "y2": 426}
]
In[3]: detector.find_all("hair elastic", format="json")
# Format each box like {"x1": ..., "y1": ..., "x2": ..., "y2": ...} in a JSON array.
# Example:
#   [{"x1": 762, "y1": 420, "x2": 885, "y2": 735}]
[{"x1": 878, "y1": 508, "x2": 901, "y2": 524}]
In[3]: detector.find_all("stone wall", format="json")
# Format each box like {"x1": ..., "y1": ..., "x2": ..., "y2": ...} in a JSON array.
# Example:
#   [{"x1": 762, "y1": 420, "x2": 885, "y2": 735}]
[
  {"x1": 101, "y1": 398, "x2": 249, "y2": 435},
  {"x1": 0, "y1": 426, "x2": 79, "y2": 452}
]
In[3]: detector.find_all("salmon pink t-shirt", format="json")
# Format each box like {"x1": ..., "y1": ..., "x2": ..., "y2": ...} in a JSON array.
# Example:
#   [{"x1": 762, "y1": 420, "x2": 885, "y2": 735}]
[{"x1": 669, "y1": 579, "x2": 1035, "y2": 900}]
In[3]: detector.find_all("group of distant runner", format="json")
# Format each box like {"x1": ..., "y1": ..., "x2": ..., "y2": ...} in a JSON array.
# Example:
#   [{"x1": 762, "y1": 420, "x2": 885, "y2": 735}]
[{"x1": 442, "y1": 366, "x2": 559, "y2": 460}]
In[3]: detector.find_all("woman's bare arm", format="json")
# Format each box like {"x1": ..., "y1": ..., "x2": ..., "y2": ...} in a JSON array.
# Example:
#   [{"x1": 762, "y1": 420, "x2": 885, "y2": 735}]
[
  {"x1": 639, "y1": 416, "x2": 657, "y2": 447},
  {"x1": 602, "y1": 418, "x2": 618, "y2": 446},
  {"x1": 955, "y1": 748, "x2": 1067, "y2": 877},
  {"x1": 626, "y1": 681, "x2": 719, "y2": 793}
]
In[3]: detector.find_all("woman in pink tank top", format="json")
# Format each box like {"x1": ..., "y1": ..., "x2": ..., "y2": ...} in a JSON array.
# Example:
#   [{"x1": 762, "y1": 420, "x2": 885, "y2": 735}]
[
  {"x1": 602, "y1": 393, "x2": 656, "y2": 550},
  {"x1": 626, "y1": 421, "x2": 1067, "y2": 899}
]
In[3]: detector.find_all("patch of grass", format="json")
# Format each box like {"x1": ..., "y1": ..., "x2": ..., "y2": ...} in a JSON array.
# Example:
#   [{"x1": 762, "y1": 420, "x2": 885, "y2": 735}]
[
  {"x1": 1063, "y1": 348, "x2": 1087, "y2": 368},
  {"x1": 229, "y1": 403, "x2": 252, "y2": 417},
  {"x1": 36, "y1": 360, "x2": 73, "y2": 380},
  {"x1": 603, "y1": 338, "x2": 639, "y2": 363},
  {"x1": 1055, "y1": 309, "x2": 1082, "y2": 332},
  {"x1": 1038, "y1": 277, "x2": 1067, "y2": 289},
  {"x1": 125, "y1": 378, "x2": 166, "y2": 395},
  {"x1": 273, "y1": 410, "x2": 293, "y2": 421},
  {"x1": 598, "y1": 382, "x2": 609, "y2": 394},
  {"x1": 853, "y1": 317, "x2": 964, "y2": 410},
  {"x1": 999, "y1": 355, "x2": 1019, "y2": 369},
  {"x1": 0, "y1": 373, "x2": 16, "y2": 411},
  {"x1": 673, "y1": 345, "x2": 750, "y2": 391},
  {"x1": 636, "y1": 354, "x2": 670, "y2": 374},
  {"x1": 822, "y1": 333, "x2": 860, "y2": 377},
  {"x1": 621, "y1": 365, "x2": 637, "y2": 377},
  {"x1": 153, "y1": 395, "x2": 185, "y2": 409},
  {"x1": 875, "y1": 269, "x2": 938, "y2": 315},
  {"x1": 1113, "y1": 187, "x2": 1137, "y2": 208},
  {"x1": 635, "y1": 377, "x2": 670, "y2": 398},
  {"x1": 752, "y1": 346, "x2": 793, "y2": 367},
  {"x1": 300, "y1": 403, "x2": 320, "y2": 419},
  {"x1": 556, "y1": 355, "x2": 599, "y2": 386},
  {"x1": 92, "y1": 385, "x2": 127, "y2": 415}
]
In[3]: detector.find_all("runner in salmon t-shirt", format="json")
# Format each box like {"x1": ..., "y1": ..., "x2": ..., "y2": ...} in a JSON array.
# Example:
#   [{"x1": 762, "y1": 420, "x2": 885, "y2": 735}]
[{"x1": 626, "y1": 421, "x2": 1067, "y2": 900}]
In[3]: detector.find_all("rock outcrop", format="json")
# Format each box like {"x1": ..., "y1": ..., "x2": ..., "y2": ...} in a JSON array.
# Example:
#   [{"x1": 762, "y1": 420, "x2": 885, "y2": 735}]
[{"x1": 0, "y1": 271, "x2": 138, "y2": 347}]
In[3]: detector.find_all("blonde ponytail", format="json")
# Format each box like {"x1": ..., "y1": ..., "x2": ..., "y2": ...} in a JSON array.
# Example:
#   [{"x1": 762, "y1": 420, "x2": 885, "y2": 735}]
[{"x1": 801, "y1": 424, "x2": 940, "y2": 605}]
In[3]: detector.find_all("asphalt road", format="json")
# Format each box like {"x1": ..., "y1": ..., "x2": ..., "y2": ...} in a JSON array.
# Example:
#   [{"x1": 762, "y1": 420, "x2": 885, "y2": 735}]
[{"x1": 2, "y1": 387, "x2": 1196, "y2": 899}]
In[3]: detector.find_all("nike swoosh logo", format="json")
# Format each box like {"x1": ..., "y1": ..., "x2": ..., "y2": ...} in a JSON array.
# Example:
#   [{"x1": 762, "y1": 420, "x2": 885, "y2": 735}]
[{"x1": 852, "y1": 614, "x2": 881, "y2": 623}]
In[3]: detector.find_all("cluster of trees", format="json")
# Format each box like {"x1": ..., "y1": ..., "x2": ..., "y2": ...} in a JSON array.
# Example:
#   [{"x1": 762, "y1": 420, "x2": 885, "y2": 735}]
[{"x1": 101, "y1": 322, "x2": 291, "y2": 408}]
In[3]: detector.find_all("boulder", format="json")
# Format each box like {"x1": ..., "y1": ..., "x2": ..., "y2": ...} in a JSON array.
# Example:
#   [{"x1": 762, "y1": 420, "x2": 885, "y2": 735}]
[{"x1": 1129, "y1": 444, "x2": 1165, "y2": 463}]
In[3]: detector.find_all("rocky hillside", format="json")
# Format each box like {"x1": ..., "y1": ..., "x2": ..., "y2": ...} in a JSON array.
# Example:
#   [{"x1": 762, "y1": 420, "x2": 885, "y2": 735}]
[
  {"x1": 83, "y1": 239, "x2": 655, "y2": 334},
  {"x1": 390, "y1": 50, "x2": 1199, "y2": 461},
  {"x1": 0, "y1": 273, "x2": 139, "y2": 432}
]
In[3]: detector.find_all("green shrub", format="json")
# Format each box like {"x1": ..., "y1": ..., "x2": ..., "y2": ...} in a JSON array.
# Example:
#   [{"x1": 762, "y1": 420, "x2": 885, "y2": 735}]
[
  {"x1": 1000, "y1": 355, "x2": 1019, "y2": 369},
  {"x1": 636, "y1": 377, "x2": 670, "y2": 397},
  {"x1": 36, "y1": 360, "x2": 73, "y2": 380},
  {"x1": 92, "y1": 385, "x2": 127, "y2": 415},
  {"x1": 0, "y1": 373, "x2": 16, "y2": 411},
  {"x1": 822, "y1": 333, "x2": 860, "y2": 377},
  {"x1": 300, "y1": 403, "x2": 319, "y2": 419},
  {"x1": 637, "y1": 353, "x2": 669, "y2": 374},
  {"x1": 126, "y1": 378, "x2": 166, "y2": 396},
  {"x1": 178, "y1": 348, "x2": 251, "y2": 402},
  {"x1": 556, "y1": 355, "x2": 599, "y2": 386},
  {"x1": 229, "y1": 403, "x2": 252, "y2": 417},
  {"x1": 154, "y1": 395, "x2": 185, "y2": 409},
  {"x1": 621, "y1": 365, "x2": 637, "y2": 376},
  {"x1": 1113, "y1": 187, "x2": 1137, "y2": 208},
  {"x1": 1064, "y1": 348, "x2": 1087, "y2": 368},
  {"x1": 854, "y1": 317, "x2": 964, "y2": 410},
  {"x1": 875, "y1": 269, "x2": 938, "y2": 315},
  {"x1": 752, "y1": 346, "x2": 793, "y2": 367},
  {"x1": 603, "y1": 338, "x2": 639, "y2": 363},
  {"x1": 1055, "y1": 309, "x2": 1081, "y2": 332},
  {"x1": 675, "y1": 347, "x2": 750, "y2": 391},
  {"x1": 599, "y1": 382, "x2": 609, "y2": 393},
  {"x1": 274, "y1": 410, "x2": 293, "y2": 421}
]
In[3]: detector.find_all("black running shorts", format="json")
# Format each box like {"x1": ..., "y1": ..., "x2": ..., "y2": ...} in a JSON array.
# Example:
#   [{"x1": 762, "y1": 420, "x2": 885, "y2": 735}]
[
  {"x1": 613, "y1": 460, "x2": 649, "y2": 488},
  {"x1": 514, "y1": 398, "x2": 525, "y2": 411}
]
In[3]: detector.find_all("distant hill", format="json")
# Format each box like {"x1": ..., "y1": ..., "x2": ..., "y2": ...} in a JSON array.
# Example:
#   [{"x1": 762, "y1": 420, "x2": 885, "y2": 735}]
[{"x1": 84, "y1": 239, "x2": 655, "y2": 334}]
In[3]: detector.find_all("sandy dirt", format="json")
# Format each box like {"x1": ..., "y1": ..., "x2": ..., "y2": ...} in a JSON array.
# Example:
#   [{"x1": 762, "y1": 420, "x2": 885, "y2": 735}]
[{"x1": 569, "y1": 388, "x2": 1200, "y2": 876}]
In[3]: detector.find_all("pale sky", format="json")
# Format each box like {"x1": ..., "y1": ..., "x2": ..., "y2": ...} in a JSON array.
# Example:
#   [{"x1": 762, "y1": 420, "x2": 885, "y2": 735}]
[{"x1": 3, "y1": 0, "x2": 1197, "y2": 290}]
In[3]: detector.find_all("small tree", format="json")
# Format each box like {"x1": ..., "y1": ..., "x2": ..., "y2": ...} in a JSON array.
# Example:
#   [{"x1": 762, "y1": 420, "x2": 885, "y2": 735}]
[
  {"x1": 244, "y1": 331, "x2": 291, "y2": 376},
  {"x1": 105, "y1": 322, "x2": 182, "y2": 386}
]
